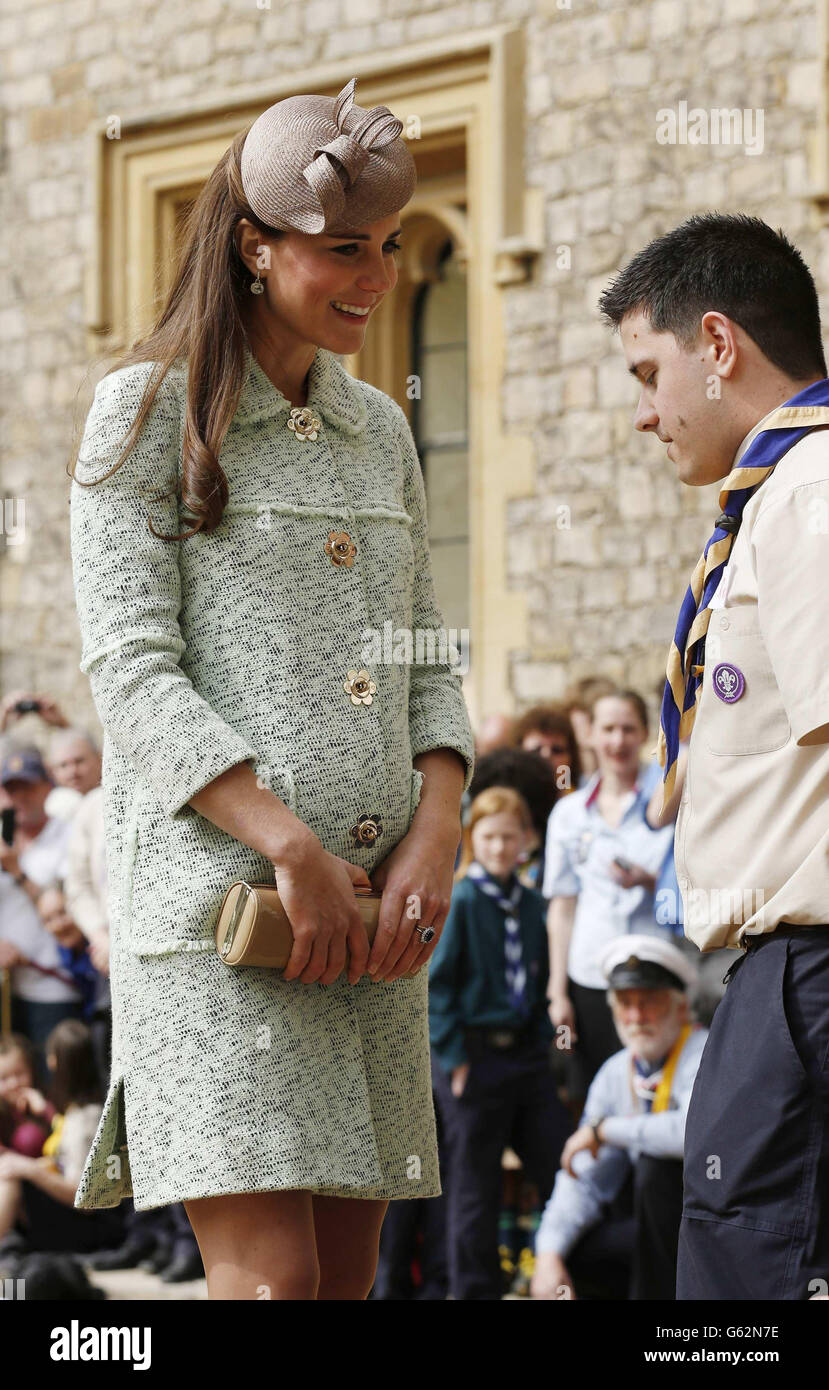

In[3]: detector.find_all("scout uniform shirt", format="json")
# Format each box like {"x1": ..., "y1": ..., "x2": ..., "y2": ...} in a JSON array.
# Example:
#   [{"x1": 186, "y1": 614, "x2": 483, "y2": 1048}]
[{"x1": 675, "y1": 409, "x2": 829, "y2": 950}]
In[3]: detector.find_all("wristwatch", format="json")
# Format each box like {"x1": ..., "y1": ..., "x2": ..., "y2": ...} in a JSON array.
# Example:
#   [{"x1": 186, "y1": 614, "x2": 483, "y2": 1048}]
[{"x1": 590, "y1": 1117, "x2": 605, "y2": 1146}]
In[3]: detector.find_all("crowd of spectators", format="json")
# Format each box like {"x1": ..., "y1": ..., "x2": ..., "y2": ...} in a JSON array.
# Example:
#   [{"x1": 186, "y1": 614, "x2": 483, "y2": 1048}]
[
  {"x1": 374, "y1": 676, "x2": 731, "y2": 1300},
  {"x1": 0, "y1": 677, "x2": 727, "y2": 1300},
  {"x1": 0, "y1": 691, "x2": 203, "y2": 1290}
]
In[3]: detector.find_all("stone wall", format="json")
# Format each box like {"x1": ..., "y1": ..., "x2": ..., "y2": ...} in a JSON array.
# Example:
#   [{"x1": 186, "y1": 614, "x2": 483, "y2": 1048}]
[{"x1": 0, "y1": 0, "x2": 825, "y2": 745}]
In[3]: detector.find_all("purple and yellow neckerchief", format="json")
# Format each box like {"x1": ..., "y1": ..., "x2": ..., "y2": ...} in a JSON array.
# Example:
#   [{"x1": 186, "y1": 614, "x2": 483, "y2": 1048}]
[{"x1": 657, "y1": 379, "x2": 829, "y2": 807}]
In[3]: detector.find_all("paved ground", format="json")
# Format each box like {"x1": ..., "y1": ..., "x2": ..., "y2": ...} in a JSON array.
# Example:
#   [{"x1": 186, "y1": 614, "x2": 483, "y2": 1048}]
[{"x1": 83, "y1": 1265, "x2": 207, "y2": 1300}]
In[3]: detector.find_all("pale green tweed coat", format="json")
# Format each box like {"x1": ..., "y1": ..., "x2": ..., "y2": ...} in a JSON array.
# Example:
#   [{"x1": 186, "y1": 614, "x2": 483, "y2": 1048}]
[{"x1": 69, "y1": 344, "x2": 475, "y2": 1211}]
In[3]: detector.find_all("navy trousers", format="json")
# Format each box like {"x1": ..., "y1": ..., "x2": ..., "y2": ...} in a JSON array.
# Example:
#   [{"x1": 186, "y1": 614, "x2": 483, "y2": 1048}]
[
  {"x1": 677, "y1": 927, "x2": 829, "y2": 1300},
  {"x1": 568, "y1": 1154, "x2": 684, "y2": 1300},
  {"x1": 432, "y1": 1042, "x2": 570, "y2": 1300}
]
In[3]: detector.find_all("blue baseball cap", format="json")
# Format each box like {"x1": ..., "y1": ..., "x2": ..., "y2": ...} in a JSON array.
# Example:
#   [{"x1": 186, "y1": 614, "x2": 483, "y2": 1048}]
[{"x1": 0, "y1": 746, "x2": 53, "y2": 787}]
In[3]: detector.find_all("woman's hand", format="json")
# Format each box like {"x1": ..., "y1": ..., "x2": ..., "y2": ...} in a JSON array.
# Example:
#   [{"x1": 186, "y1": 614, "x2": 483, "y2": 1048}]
[
  {"x1": 0, "y1": 845, "x2": 21, "y2": 879},
  {"x1": 272, "y1": 830, "x2": 373, "y2": 986},
  {"x1": 87, "y1": 927, "x2": 110, "y2": 976},
  {"x1": 561, "y1": 1123, "x2": 603, "y2": 1177},
  {"x1": 366, "y1": 816, "x2": 460, "y2": 983},
  {"x1": 531, "y1": 1250, "x2": 576, "y2": 1301},
  {"x1": 19, "y1": 1087, "x2": 49, "y2": 1117},
  {"x1": 450, "y1": 1063, "x2": 470, "y2": 1098},
  {"x1": 607, "y1": 858, "x2": 656, "y2": 891},
  {"x1": 0, "y1": 940, "x2": 26, "y2": 970},
  {"x1": 0, "y1": 1150, "x2": 36, "y2": 1181},
  {"x1": 548, "y1": 991, "x2": 577, "y2": 1044}
]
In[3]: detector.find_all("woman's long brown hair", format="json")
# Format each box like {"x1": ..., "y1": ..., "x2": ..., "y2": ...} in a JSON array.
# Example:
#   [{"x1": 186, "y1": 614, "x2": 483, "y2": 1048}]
[{"x1": 68, "y1": 127, "x2": 284, "y2": 541}]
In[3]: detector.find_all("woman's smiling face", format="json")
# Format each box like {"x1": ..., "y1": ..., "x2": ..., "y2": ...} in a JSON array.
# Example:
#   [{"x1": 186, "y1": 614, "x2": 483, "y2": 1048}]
[{"x1": 239, "y1": 213, "x2": 403, "y2": 353}]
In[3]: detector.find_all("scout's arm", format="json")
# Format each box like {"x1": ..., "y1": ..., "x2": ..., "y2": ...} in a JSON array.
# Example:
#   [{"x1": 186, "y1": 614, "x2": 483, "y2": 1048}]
[{"x1": 646, "y1": 746, "x2": 688, "y2": 828}]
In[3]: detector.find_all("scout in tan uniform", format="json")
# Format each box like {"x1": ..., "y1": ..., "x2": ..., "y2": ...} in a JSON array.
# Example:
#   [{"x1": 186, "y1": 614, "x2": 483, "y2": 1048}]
[{"x1": 599, "y1": 213, "x2": 829, "y2": 1300}]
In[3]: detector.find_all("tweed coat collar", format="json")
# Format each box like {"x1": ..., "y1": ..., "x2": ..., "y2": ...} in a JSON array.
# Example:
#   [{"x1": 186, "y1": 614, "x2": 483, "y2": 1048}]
[{"x1": 234, "y1": 343, "x2": 368, "y2": 436}]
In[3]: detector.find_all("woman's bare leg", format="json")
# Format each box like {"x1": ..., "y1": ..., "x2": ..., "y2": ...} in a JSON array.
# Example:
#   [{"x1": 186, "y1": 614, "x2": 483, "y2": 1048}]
[
  {"x1": 312, "y1": 1194, "x2": 389, "y2": 1300},
  {"x1": 183, "y1": 1190, "x2": 319, "y2": 1300}
]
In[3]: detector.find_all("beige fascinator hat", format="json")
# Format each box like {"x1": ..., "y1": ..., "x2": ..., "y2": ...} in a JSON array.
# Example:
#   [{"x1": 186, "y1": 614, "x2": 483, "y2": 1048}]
[{"x1": 240, "y1": 75, "x2": 416, "y2": 234}]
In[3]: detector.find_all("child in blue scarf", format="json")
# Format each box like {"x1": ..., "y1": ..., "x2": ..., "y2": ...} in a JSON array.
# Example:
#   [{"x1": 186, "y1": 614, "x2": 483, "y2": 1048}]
[{"x1": 429, "y1": 786, "x2": 571, "y2": 1300}]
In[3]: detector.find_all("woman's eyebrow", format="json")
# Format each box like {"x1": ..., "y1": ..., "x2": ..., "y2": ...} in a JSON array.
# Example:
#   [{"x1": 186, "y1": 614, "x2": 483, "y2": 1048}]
[{"x1": 322, "y1": 228, "x2": 403, "y2": 240}]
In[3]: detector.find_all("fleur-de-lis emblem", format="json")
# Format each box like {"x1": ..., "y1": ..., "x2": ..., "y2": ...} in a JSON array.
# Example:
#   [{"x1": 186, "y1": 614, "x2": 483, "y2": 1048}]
[
  {"x1": 325, "y1": 531, "x2": 357, "y2": 567},
  {"x1": 712, "y1": 661, "x2": 745, "y2": 704},
  {"x1": 344, "y1": 668, "x2": 376, "y2": 705},
  {"x1": 287, "y1": 406, "x2": 321, "y2": 441}
]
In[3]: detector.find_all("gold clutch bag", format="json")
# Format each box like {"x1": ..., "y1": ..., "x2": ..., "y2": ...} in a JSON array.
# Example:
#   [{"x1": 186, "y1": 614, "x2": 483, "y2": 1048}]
[{"x1": 215, "y1": 880, "x2": 383, "y2": 969}]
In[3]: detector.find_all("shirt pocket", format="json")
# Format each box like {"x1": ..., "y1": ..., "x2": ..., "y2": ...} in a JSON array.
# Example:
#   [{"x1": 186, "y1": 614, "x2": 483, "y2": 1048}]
[
  {"x1": 119, "y1": 765, "x2": 296, "y2": 955},
  {"x1": 701, "y1": 610, "x2": 790, "y2": 757}
]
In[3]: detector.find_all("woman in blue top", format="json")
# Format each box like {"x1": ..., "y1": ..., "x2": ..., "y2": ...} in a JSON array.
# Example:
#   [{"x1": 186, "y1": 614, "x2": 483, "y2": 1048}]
[{"x1": 544, "y1": 690, "x2": 675, "y2": 1101}]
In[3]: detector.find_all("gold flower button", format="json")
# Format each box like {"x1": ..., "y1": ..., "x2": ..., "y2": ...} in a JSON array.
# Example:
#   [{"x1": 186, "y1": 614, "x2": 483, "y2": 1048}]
[
  {"x1": 287, "y1": 406, "x2": 321, "y2": 441},
  {"x1": 325, "y1": 530, "x2": 357, "y2": 567},
  {"x1": 350, "y1": 814, "x2": 384, "y2": 846},
  {"x1": 343, "y1": 668, "x2": 376, "y2": 705}
]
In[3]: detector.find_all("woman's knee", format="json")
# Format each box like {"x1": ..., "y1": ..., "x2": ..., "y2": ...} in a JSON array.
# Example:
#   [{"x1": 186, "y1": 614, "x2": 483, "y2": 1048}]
[
  {"x1": 317, "y1": 1260, "x2": 378, "y2": 1300},
  {"x1": 184, "y1": 1190, "x2": 319, "y2": 1298}
]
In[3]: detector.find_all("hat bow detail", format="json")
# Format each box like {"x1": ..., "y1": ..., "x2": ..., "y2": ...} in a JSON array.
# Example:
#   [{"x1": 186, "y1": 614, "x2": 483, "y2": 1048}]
[{"x1": 302, "y1": 77, "x2": 404, "y2": 225}]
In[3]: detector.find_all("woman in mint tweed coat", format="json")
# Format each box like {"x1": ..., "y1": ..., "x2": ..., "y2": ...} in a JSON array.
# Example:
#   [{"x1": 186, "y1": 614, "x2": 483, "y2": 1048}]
[{"x1": 68, "y1": 124, "x2": 474, "y2": 1298}]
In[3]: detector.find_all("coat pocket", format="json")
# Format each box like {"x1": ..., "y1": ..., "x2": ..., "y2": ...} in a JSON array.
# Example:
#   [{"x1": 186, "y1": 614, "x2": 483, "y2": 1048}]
[{"x1": 121, "y1": 765, "x2": 296, "y2": 955}]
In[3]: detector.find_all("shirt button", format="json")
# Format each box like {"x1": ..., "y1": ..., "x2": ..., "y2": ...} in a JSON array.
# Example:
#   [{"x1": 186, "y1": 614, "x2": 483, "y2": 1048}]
[
  {"x1": 720, "y1": 617, "x2": 730, "y2": 630},
  {"x1": 343, "y1": 668, "x2": 376, "y2": 705},
  {"x1": 350, "y1": 814, "x2": 384, "y2": 846},
  {"x1": 325, "y1": 530, "x2": 357, "y2": 566}
]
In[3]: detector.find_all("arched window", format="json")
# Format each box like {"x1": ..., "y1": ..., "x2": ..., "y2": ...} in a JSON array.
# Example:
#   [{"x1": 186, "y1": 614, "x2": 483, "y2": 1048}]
[{"x1": 411, "y1": 238, "x2": 469, "y2": 636}]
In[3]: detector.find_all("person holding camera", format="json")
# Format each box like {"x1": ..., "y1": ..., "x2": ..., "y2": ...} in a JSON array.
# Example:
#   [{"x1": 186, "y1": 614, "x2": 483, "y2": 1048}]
[{"x1": 0, "y1": 748, "x2": 83, "y2": 1078}]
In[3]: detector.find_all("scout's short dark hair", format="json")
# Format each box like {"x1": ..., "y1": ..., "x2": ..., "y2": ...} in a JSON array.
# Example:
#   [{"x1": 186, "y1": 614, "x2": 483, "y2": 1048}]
[{"x1": 598, "y1": 213, "x2": 827, "y2": 380}]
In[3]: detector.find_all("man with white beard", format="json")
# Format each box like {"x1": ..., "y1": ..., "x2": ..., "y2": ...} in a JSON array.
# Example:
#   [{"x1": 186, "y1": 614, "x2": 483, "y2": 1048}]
[{"x1": 531, "y1": 935, "x2": 705, "y2": 1300}]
